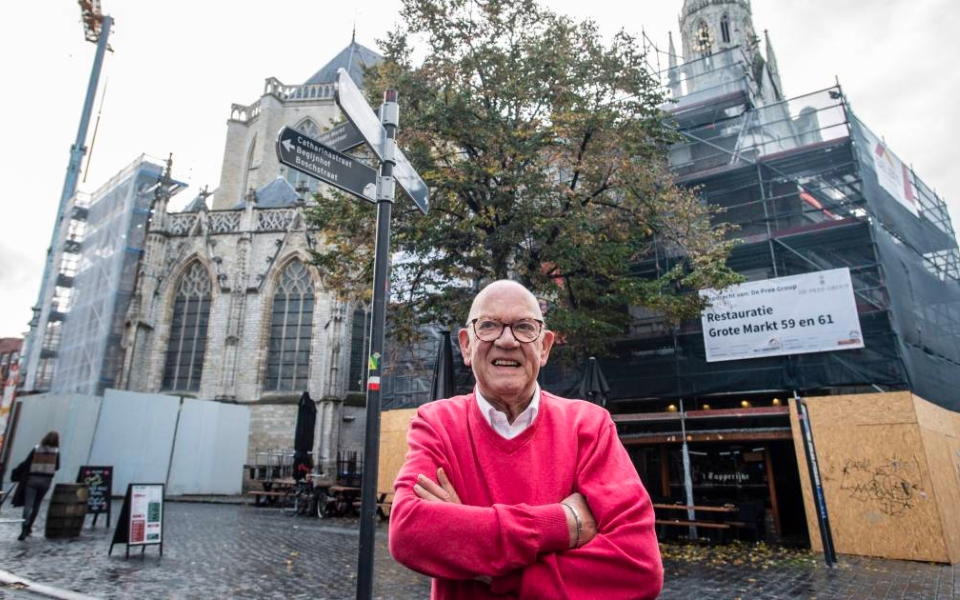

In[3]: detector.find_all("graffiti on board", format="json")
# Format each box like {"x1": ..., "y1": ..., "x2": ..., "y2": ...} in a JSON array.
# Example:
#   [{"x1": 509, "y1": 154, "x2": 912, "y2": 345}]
[{"x1": 839, "y1": 455, "x2": 924, "y2": 517}]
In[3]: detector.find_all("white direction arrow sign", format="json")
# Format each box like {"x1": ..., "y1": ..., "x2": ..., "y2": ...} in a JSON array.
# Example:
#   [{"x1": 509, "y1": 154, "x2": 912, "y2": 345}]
[{"x1": 335, "y1": 68, "x2": 429, "y2": 214}]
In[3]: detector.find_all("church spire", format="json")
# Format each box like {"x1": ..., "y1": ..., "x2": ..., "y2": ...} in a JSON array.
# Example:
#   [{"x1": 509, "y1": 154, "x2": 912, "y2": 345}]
[
  {"x1": 668, "y1": 31, "x2": 678, "y2": 72},
  {"x1": 764, "y1": 29, "x2": 783, "y2": 99},
  {"x1": 667, "y1": 31, "x2": 681, "y2": 97}
]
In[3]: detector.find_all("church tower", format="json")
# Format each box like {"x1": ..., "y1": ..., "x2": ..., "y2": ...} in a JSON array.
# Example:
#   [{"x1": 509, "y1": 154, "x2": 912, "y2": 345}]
[
  {"x1": 212, "y1": 36, "x2": 382, "y2": 210},
  {"x1": 679, "y1": 0, "x2": 757, "y2": 59},
  {"x1": 677, "y1": 0, "x2": 783, "y2": 102}
]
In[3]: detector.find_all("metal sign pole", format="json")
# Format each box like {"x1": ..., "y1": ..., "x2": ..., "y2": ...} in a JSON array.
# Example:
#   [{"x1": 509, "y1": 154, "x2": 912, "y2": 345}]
[
  {"x1": 795, "y1": 392, "x2": 838, "y2": 567},
  {"x1": 356, "y1": 89, "x2": 399, "y2": 600}
]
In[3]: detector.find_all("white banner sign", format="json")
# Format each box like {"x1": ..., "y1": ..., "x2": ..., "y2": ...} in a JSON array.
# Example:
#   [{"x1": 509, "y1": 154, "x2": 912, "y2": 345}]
[
  {"x1": 699, "y1": 268, "x2": 864, "y2": 362},
  {"x1": 857, "y1": 118, "x2": 919, "y2": 217}
]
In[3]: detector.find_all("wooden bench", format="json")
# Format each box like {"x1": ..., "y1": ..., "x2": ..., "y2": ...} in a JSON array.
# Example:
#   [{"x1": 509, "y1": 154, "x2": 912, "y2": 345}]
[
  {"x1": 655, "y1": 519, "x2": 731, "y2": 530},
  {"x1": 375, "y1": 496, "x2": 393, "y2": 521},
  {"x1": 247, "y1": 490, "x2": 290, "y2": 506},
  {"x1": 349, "y1": 493, "x2": 393, "y2": 520},
  {"x1": 655, "y1": 518, "x2": 732, "y2": 541}
]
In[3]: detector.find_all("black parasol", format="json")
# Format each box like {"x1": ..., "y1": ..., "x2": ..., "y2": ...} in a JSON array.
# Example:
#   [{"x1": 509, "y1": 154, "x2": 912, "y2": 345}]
[
  {"x1": 293, "y1": 391, "x2": 316, "y2": 481},
  {"x1": 430, "y1": 331, "x2": 456, "y2": 401},
  {"x1": 577, "y1": 356, "x2": 610, "y2": 408}
]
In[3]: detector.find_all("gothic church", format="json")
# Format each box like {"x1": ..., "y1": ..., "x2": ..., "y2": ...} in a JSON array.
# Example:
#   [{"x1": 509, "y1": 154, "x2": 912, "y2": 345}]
[{"x1": 121, "y1": 40, "x2": 383, "y2": 470}]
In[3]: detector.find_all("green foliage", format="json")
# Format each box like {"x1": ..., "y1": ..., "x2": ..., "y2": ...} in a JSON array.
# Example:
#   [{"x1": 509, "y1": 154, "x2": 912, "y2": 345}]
[{"x1": 306, "y1": 0, "x2": 740, "y2": 358}]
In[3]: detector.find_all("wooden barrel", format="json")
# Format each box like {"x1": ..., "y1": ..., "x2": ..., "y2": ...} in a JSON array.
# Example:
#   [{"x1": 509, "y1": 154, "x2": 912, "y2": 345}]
[{"x1": 45, "y1": 483, "x2": 90, "y2": 539}]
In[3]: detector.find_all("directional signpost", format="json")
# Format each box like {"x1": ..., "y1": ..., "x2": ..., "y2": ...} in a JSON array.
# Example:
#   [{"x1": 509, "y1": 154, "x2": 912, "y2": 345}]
[
  {"x1": 316, "y1": 120, "x2": 366, "y2": 154},
  {"x1": 278, "y1": 68, "x2": 428, "y2": 600},
  {"x1": 276, "y1": 127, "x2": 377, "y2": 203},
  {"x1": 336, "y1": 68, "x2": 430, "y2": 215}
]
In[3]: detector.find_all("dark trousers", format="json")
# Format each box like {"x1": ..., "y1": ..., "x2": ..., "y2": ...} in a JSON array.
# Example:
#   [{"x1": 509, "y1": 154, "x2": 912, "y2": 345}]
[{"x1": 21, "y1": 476, "x2": 52, "y2": 532}]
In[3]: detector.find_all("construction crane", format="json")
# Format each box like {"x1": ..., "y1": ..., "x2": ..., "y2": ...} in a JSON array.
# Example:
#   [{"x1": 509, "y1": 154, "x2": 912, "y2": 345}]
[
  {"x1": 78, "y1": 0, "x2": 108, "y2": 43},
  {"x1": 20, "y1": 1, "x2": 114, "y2": 392}
]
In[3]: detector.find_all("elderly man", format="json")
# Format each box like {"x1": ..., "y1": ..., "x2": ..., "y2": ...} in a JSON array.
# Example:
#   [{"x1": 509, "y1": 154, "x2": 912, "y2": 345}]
[{"x1": 389, "y1": 280, "x2": 663, "y2": 599}]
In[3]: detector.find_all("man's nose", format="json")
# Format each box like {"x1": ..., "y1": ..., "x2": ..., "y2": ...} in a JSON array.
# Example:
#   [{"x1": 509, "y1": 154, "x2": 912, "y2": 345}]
[{"x1": 495, "y1": 324, "x2": 522, "y2": 345}]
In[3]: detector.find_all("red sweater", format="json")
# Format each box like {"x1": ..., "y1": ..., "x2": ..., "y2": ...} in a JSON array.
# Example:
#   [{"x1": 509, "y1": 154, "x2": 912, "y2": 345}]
[{"x1": 389, "y1": 391, "x2": 663, "y2": 599}]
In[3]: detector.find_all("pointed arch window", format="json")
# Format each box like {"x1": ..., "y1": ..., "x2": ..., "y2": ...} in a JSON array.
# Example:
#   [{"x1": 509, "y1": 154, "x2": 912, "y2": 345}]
[
  {"x1": 266, "y1": 260, "x2": 314, "y2": 391},
  {"x1": 348, "y1": 306, "x2": 371, "y2": 392},
  {"x1": 720, "y1": 14, "x2": 731, "y2": 44},
  {"x1": 285, "y1": 118, "x2": 322, "y2": 196},
  {"x1": 163, "y1": 262, "x2": 212, "y2": 392}
]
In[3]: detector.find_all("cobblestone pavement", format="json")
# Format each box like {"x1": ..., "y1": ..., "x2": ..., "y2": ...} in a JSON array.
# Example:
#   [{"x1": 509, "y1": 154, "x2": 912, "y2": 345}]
[{"x1": 0, "y1": 499, "x2": 957, "y2": 599}]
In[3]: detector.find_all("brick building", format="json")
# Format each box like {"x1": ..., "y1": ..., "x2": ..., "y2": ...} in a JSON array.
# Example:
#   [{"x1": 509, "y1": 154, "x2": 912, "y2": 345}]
[{"x1": 0, "y1": 338, "x2": 21, "y2": 384}]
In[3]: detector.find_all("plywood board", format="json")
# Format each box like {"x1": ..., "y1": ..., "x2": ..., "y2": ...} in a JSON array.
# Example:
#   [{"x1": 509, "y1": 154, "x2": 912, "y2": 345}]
[
  {"x1": 378, "y1": 408, "x2": 417, "y2": 495},
  {"x1": 913, "y1": 395, "x2": 960, "y2": 564},
  {"x1": 818, "y1": 391, "x2": 916, "y2": 426},
  {"x1": 788, "y1": 399, "x2": 822, "y2": 552},
  {"x1": 793, "y1": 393, "x2": 958, "y2": 563}
]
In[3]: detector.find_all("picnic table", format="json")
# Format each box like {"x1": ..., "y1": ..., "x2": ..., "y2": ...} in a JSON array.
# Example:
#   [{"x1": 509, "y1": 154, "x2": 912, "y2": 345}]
[
  {"x1": 653, "y1": 503, "x2": 739, "y2": 540},
  {"x1": 247, "y1": 478, "x2": 299, "y2": 506}
]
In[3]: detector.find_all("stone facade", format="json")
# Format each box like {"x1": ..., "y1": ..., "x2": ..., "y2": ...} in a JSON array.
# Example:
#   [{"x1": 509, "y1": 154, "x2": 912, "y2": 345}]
[{"x1": 123, "y1": 40, "x2": 383, "y2": 470}]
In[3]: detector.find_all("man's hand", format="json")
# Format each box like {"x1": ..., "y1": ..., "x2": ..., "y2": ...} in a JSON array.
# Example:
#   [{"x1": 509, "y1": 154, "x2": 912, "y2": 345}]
[
  {"x1": 414, "y1": 467, "x2": 461, "y2": 504},
  {"x1": 560, "y1": 492, "x2": 598, "y2": 549},
  {"x1": 414, "y1": 469, "x2": 493, "y2": 585}
]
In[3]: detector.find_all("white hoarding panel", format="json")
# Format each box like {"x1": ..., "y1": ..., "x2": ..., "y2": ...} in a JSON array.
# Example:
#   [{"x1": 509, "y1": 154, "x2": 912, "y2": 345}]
[
  {"x1": 167, "y1": 398, "x2": 250, "y2": 495},
  {"x1": 3, "y1": 393, "x2": 100, "y2": 487},
  {"x1": 700, "y1": 268, "x2": 864, "y2": 363},
  {"x1": 88, "y1": 390, "x2": 179, "y2": 496}
]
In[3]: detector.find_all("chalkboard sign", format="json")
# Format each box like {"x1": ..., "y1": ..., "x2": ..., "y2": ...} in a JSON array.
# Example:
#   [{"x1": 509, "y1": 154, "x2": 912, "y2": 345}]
[
  {"x1": 76, "y1": 465, "x2": 113, "y2": 527},
  {"x1": 109, "y1": 483, "x2": 164, "y2": 558}
]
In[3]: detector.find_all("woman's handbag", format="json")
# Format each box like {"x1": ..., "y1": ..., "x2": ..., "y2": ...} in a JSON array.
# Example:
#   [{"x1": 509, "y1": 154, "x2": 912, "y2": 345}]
[{"x1": 10, "y1": 453, "x2": 31, "y2": 482}]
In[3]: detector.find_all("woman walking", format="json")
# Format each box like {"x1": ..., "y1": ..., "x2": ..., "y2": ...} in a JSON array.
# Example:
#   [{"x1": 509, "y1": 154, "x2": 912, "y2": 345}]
[{"x1": 17, "y1": 431, "x2": 61, "y2": 541}]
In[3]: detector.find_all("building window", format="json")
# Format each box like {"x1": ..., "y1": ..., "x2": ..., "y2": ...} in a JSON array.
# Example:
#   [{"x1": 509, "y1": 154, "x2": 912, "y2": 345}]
[
  {"x1": 694, "y1": 20, "x2": 713, "y2": 55},
  {"x1": 285, "y1": 119, "x2": 322, "y2": 195},
  {"x1": 720, "y1": 14, "x2": 731, "y2": 44},
  {"x1": 265, "y1": 260, "x2": 314, "y2": 392},
  {"x1": 162, "y1": 262, "x2": 212, "y2": 392},
  {"x1": 348, "y1": 306, "x2": 370, "y2": 392}
]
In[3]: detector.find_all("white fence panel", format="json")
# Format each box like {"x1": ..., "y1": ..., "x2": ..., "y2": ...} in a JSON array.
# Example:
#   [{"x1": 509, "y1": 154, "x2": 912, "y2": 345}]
[
  {"x1": 87, "y1": 390, "x2": 179, "y2": 495},
  {"x1": 167, "y1": 398, "x2": 250, "y2": 495},
  {"x1": 3, "y1": 393, "x2": 100, "y2": 487}
]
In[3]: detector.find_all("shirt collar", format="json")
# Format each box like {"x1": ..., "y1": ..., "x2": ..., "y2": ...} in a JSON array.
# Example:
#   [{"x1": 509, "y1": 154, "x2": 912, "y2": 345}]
[{"x1": 475, "y1": 384, "x2": 541, "y2": 439}]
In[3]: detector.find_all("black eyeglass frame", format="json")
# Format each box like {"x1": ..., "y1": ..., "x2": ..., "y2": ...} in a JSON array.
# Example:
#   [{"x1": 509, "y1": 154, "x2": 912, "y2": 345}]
[{"x1": 467, "y1": 317, "x2": 545, "y2": 343}]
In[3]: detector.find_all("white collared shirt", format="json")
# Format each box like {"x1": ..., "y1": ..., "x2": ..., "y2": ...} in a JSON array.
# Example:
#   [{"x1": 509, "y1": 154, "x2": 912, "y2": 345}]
[{"x1": 475, "y1": 384, "x2": 541, "y2": 439}]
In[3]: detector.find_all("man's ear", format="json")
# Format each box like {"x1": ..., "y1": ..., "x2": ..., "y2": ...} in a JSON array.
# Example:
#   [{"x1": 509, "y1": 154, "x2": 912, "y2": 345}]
[
  {"x1": 539, "y1": 330, "x2": 556, "y2": 366},
  {"x1": 457, "y1": 327, "x2": 472, "y2": 366}
]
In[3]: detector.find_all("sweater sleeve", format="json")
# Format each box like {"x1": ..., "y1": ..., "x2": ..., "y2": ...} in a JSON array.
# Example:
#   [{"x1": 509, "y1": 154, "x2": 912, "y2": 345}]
[
  {"x1": 389, "y1": 411, "x2": 571, "y2": 580},
  {"x1": 490, "y1": 415, "x2": 664, "y2": 599}
]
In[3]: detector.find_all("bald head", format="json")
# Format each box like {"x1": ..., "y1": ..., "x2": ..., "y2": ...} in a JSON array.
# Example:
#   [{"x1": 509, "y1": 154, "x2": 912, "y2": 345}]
[
  {"x1": 467, "y1": 280, "x2": 543, "y2": 324},
  {"x1": 459, "y1": 279, "x2": 555, "y2": 417}
]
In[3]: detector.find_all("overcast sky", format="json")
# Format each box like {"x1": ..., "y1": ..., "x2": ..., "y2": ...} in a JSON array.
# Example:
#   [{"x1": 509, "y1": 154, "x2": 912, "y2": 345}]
[{"x1": 1, "y1": 0, "x2": 957, "y2": 339}]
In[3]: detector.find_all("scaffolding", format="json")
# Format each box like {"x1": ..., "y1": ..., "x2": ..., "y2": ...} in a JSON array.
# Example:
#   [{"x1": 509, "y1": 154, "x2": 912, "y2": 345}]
[
  {"x1": 48, "y1": 156, "x2": 183, "y2": 395},
  {"x1": 597, "y1": 47, "x2": 960, "y2": 414},
  {"x1": 379, "y1": 41, "x2": 960, "y2": 414}
]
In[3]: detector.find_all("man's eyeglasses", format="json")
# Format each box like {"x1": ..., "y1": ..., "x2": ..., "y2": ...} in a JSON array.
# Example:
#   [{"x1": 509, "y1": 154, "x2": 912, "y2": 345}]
[{"x1": 468, "y1": 318, "x2": 544, "y2": 343}]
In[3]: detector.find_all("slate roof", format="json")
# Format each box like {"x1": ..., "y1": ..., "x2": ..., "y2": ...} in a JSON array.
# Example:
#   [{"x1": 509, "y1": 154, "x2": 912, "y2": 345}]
[
  {"x1": 181, "y1": 194, "x2": 209, "y2": 213},
  {"x1": 303, "y1": 38, "x2": 383, "y2": 88},
  {"x1": 229, "y1": 176, "x2": 302, "y2": 210}
]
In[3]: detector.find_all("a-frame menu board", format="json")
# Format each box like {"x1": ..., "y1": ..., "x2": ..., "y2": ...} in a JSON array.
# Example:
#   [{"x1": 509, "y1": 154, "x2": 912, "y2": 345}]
[
  {"x1": 76, "y1": 465, "x2": 113, "y2": 527},
  {"x1": 109, "y1": 483, "x2": 164, "y2": 558}
]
